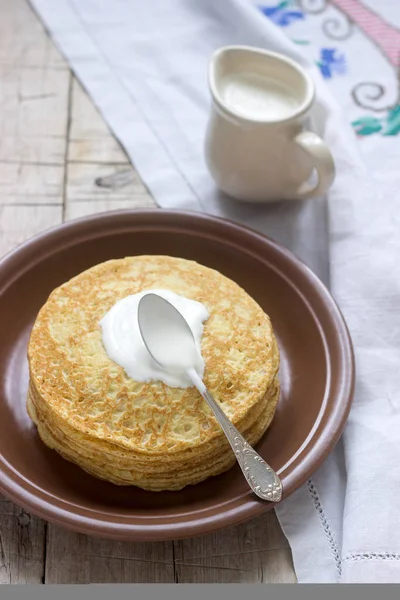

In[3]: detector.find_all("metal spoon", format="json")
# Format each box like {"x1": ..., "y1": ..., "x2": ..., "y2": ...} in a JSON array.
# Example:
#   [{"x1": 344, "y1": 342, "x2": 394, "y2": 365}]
[{"x1": 137, "y1": 293, "x2": 282, "y2": 502}]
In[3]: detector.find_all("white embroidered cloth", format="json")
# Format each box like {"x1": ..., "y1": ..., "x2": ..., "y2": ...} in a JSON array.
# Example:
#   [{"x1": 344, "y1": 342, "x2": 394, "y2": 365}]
[{"x1": 30, "y1": 0, "x2": 400, "y2": 582}]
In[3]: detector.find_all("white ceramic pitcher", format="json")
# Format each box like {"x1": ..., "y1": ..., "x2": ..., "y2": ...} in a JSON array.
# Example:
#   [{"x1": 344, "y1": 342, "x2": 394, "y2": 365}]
[{"x1": 204, "y1": 46, "x2": 335, "y2": 203}]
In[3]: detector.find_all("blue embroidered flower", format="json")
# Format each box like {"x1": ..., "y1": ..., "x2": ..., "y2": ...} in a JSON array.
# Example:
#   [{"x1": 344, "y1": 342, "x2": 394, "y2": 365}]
[
  {"x1": 317, "y1": 48, "x2": 346, "y2": 79},
  {"x1": 259, "y1": 1, "x2": 304, "y2": 27}
]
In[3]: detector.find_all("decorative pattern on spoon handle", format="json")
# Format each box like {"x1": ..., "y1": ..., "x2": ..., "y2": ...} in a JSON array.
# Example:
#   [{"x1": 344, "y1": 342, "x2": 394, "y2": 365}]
[{"x1": 202, "y1": 388, "x2": 282, "y2": 502}]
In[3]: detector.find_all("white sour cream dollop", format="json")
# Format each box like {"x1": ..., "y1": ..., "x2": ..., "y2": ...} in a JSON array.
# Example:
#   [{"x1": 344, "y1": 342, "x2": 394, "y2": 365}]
[{"x1": 100, "y1": 289, "x2": 209, "y2": 388}]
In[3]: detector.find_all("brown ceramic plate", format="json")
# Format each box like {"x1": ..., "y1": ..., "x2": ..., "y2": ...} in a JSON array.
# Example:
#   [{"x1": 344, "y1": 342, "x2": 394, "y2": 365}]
[{"x1": 0, "y1": 210, "x2": 354, "y2": 541}]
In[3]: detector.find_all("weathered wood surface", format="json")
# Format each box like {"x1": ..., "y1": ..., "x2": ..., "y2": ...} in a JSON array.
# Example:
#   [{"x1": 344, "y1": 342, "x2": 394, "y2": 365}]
[{"x1": 0, "y1": 0, "x2": 296, "y2": 584}]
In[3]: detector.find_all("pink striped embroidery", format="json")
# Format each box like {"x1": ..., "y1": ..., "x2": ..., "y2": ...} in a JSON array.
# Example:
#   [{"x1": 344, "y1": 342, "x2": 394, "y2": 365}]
[{"x1": 331, "y1": 0, "x2": 400, "y2": 68}]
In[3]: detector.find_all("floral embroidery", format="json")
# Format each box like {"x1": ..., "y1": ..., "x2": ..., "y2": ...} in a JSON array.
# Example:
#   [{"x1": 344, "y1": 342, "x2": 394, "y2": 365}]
[
  {"x1": 352, "y1": 116, "x2": 382, "y2": 136},
  {"x1": 316, "y1": 48, "x2": 346, "y2": 79},
  {"x1": 384, "y1": 105, "x2": 400, "y2": 136},
  {"x1": 259, "y1": 1, "x2": 304, "y2": 27},
  {"x1": 259, "y1": 0, "x2": 400, "y2": 137},
  {"x1": 352, "y1": 104, "x2": 400, "y2": 137}
]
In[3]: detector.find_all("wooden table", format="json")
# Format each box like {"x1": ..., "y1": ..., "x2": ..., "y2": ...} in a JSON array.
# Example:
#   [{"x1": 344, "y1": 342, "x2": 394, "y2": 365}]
[{"x1": 0, "y1": 0, "x2": 296, "y2": 584}]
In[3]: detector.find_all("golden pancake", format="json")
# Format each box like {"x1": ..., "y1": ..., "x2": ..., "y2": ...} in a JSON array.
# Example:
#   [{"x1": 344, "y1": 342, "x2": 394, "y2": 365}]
[
  {"x1": 27, "y1": 384, "x2": 279, "y2": 490},
  {"x1": 28, "y1": 375, "x2": 279, "y2": 473},
  {"x1": 27, "y1": 255, "x2": 280, "y2": 489},
  {"x1": 27, "y1": 370, "x2": 279, "y2": 468}
]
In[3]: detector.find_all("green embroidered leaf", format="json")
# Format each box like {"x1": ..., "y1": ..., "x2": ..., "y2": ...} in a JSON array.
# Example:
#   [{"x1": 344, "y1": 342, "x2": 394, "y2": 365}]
[
  {"x1": 292, "y1": 39, "x2": 310, "y2": 45},
  {"x1": 352, "y1": 116, "x2": 382, "y2": 136},
  {"x1": 278, "y1": 0, "x2": 297, "y2": 8},
  {"x1": 383, "y1": 104, "x2": 400, "y2": 136}
]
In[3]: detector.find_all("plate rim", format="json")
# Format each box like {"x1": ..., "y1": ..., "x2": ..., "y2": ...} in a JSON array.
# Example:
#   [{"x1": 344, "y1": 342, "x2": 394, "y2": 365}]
[{"x1": 0, "y1": 209, "x2": 355, "y2": 541}]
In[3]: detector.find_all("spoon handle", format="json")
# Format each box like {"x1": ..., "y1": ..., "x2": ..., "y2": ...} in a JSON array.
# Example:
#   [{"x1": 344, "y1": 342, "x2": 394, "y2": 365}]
[{"x1": 188, "y1": 370, "x2": 282, "y2": 503}]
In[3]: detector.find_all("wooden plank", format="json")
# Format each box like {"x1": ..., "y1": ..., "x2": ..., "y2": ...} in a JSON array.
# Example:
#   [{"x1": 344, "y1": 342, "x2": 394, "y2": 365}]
[
  {"x1": 65, "y1": 198, "x2": 154, "y2": 220},
  {"x1": 0, "y1": 500, "x2": 46, "y2": 584},
  {"x1": 66, "y1": 162, "x2": 151, "y2": 203},
  {"x1": 0, "y1": 0, "x2": 68, "y2": 583},
  {"x1": 0, "y1": 59, "x2": 69, "y2": 165},
  {"x1": 174, "y1": 512, "x2": 296, "y2": 583},
  {"x1": 0, "y1": 204, "x2": 62, "y2": 256},
  {"x1": 0, "y1": 0, "x2": 66, "y2": 70},
  {"x1": 0, "y1": 163, "x2": 63, "y2": 205},
  {"x1": 64, "y1": 162, "x2": 154, "y2": 220},
  {"x1": 0, "y1": 0, "x2": 69, "y2": 164},
  {"x1": 0, "y1": 64, "x2": 69, "y2": 164},
  {"x1": 44, "y1": 527, "x2": 175, "y2": 584},
  {"x1": 68, "y1": 79, "x2": 130, "y2": 165}
]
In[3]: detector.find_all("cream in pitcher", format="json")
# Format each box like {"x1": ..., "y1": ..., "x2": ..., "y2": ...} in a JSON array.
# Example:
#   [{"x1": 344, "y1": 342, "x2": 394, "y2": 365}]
[
  {"x1": 204, "y1": 46, "x2": 335, "y2": 203},
  {"x1": 220, "y1": 72, "x2": 299, "y2": 121}
]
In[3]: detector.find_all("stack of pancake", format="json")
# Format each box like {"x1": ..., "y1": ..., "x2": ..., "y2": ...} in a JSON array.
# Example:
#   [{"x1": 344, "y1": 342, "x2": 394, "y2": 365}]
[{"x1": 27, "y1": 256, "x2": 280, "y2": 491}]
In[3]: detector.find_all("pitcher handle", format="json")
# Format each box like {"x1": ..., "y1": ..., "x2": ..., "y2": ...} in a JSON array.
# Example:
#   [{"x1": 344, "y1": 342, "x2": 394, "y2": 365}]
[{"x1": 294, "y1": 131, "x2": 335, "y2": 199}]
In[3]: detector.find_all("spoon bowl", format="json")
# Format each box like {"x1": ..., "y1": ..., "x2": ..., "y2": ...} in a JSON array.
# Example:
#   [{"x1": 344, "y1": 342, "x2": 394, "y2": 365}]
[{"x1": 137, "y1": 293, "x2": 199, "y2": 374}]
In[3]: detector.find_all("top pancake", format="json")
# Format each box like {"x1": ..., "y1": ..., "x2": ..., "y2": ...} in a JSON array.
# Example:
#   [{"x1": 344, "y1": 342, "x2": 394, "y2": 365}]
[{"x1": 28, "y1": 256, "x2": 279, "y2": 456}]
